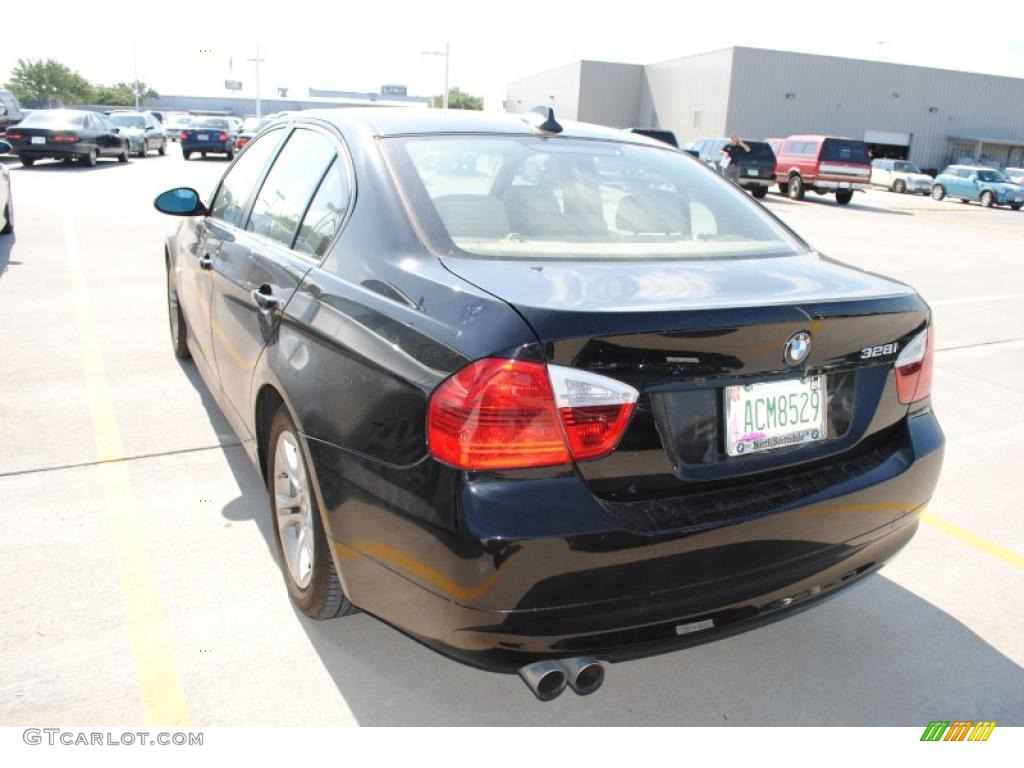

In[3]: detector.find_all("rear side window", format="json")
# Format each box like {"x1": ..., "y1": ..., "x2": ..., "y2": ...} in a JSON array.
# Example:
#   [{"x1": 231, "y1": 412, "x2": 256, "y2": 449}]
[
  {"x1": 821, "y1": 139, "x2": 869, "y2": 163},
  {"x1": 246, "y1": 128, "x2": 336, "y2": 248},
  {"x1": 293, "y1": 159, "x2": 351, "y2": 258},
  {"x1": 209, "y1": 128, "x2": 284, "y2": 227}
]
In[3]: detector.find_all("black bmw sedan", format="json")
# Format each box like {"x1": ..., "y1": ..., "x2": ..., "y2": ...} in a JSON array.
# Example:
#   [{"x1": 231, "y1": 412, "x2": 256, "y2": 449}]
[
  {"x1": 6, "y1": 109, "x2": 130, "y2": 166},
  {"x1": 155, "y1": 108, "x2": 942, "y2": 700}
]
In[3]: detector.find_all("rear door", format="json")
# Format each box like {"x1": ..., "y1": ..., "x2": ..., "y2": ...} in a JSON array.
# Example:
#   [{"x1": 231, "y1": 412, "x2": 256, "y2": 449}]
[{"x1": 208, "y1": 124, "x2": 340, "y2": 434}]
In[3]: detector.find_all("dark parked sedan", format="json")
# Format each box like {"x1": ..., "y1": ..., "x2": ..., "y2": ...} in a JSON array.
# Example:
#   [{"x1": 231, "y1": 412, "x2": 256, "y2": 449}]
[
  {"x1": 179, "y1": 117, "x2": 236, "y2": 160},
  {"x1": 6, "y1": 109, "x2": 129, "y2": 166},
  {"x1": 0, "y1": 140, "x2": 13, "y2": 234},
  {"x1": 155, "y1": 108, "x2": 943, "y2": 700}
]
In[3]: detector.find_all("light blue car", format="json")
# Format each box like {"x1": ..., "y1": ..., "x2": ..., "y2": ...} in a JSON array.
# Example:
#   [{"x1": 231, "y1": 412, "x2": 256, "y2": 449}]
[{"x1": 930, "y1": 165, "x2": 1023, "y2": 209}]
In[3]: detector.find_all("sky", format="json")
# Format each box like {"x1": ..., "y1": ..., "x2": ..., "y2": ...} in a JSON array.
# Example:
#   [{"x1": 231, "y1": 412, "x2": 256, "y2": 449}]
[{"x1": 4, "y1": 0, "x2": 1024, "y2": 111}]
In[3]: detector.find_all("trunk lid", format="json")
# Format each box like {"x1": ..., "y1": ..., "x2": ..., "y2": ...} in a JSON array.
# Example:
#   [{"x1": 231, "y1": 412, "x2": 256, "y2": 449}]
[{"x1": 443, "y1": 252, "x2": 928, "y2": 510}]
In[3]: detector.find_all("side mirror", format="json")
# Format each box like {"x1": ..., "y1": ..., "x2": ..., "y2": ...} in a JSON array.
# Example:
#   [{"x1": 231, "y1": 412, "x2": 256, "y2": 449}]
[
  {"x1": 112, "y1": 127, "x2": 120, "y2": 134},
  {"x1": 154, "y1": 187, "x2": 208, "y2": 216},
  {"x1": 0, "y1": 140, "x2": 11, "y2": 155}
]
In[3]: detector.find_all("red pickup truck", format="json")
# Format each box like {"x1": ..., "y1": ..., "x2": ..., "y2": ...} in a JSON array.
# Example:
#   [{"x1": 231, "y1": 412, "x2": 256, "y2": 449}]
[{"x1": 773, "y1": 135, "x2": 871, "y2": 205}]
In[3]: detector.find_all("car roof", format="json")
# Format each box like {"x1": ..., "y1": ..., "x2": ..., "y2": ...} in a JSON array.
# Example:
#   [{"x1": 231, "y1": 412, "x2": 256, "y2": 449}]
[
  {"x1": 784, "y1": 134, "x2": 857, "y2": 142},
  {"x1": 287, "y1": 108, "x2": 673, "y2": 147}
]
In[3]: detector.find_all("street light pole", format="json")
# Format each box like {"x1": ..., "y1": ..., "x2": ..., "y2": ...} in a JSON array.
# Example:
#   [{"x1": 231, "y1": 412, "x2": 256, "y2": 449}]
[
  {"x1": 421, "y1": 43, "x2": 450, "y2": 109},
  {"x1": 248, "y1": 43, "x2": 265, "y2": 117}
]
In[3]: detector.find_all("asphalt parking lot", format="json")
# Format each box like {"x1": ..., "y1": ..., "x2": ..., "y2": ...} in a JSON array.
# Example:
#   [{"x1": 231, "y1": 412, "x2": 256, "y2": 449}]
[{"x1": 1, "y1": 149, "x2": 1022, "y2": 726}]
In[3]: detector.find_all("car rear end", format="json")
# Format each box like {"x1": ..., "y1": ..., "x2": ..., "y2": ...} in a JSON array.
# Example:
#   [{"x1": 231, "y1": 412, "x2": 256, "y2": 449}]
[
  {"x1": 813, "y1": 138, "x2": 871, "y2": 194},
  {"x1": 180, "y1": 119, "x2": 233, "y2": 155},
  {"x1": 737, "y1": 141, "x2": 776, "y2": 194},
  {"x1": 5, "y1": 112, "x2": 92, "y2": 162},
  {"x1": 341, "y1": 131, "x2": 945, "y2": 669}
]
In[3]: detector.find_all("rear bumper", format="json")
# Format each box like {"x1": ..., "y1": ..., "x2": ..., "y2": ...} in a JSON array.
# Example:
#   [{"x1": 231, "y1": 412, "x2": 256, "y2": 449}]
[
  {"x1": 323, "y1": 409, "x2": 943, "y2": 671},
  {"x1": 181, "y1": 142, "x2": 232, "y2": 153},
  {"x1": 12, "y1": 144, "x2": 92, "y2": 159},
  {"x1": 812, "y1": 180, "x2": 869, "y2": 192}
]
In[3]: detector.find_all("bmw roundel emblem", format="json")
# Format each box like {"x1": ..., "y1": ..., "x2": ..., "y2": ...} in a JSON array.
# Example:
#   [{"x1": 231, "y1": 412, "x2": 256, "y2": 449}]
[{"x1": 784, "y1": 331, "x2": 812, "y2": 367}]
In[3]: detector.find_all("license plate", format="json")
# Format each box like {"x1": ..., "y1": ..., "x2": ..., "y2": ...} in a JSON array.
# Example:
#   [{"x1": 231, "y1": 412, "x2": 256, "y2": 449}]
[
  {"x1": 197, "y1": 134, "x2": 209, "y2": 141},
  {"x1": 31, "y1": 136, "x2": 45, "y2": 144},
  {"x1": 747, "y1": 169, "x2": 759, "y2": 177},
  {"x1": 724, "y1": 376, "x2": 826, "y2": 456}
]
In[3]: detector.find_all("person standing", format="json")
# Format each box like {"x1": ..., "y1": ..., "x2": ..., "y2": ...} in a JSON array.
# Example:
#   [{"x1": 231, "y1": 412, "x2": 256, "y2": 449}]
[{"x1": 720, "y1": 134, "x2": 750, "y2": 184}]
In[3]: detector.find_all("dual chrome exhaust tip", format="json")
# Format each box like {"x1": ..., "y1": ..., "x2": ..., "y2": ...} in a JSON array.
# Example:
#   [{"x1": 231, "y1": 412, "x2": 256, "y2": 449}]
[{"x1": 519, "y1": 656, "x2": 605, "y2": 701}]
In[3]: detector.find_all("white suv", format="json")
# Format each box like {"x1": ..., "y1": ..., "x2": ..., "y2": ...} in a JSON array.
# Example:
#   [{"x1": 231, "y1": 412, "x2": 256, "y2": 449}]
[{"x1": 871, "y1": 159, "x2": 933, "y2": 195}]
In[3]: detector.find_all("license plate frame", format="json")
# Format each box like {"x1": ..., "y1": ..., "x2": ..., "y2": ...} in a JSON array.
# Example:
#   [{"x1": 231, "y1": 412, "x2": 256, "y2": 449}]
[
  {"x1": 723, "y1": 376, "x2": 827, "y2": 457},
  {"x1": 197, "y1": 133, "x2": 209, "y2": 141},
  {"x1": 31, "y1": 136, "x2": 45, "y2": 145}
]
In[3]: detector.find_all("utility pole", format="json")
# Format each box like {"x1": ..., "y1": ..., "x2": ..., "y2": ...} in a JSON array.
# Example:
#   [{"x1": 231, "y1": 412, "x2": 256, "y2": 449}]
[
  {"x1": 248, "y1": 43, "x2": 265, "y2": 117},
  {"x1": 422, "y1": 43, "x2": 450, "y2": 109},
  {"x1": 133, "y1": 43, "x2": 140, "y2": 109}
]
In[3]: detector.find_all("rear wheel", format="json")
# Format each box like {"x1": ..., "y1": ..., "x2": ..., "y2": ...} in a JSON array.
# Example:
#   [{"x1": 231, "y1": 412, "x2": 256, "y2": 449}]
[
  {"x1": 19, "y1": 156, "x2": 34, "y2": 167},
  {"x1": 931, "y1": 184, "x2": 946, "y2": 201},
  {"x1": 226, "y1": 149, "x2": 235, "y2": 161},
  {"x1": 267, "y1": 407, "x2": 358, "y2": 620},
  {"x1": 118, "y1": 144, "x2": 129, "y2": 162},
  {"x1": 835, "y1": 190, "x2": 854, "y2": 205},
  {"x1": 893, "y1": 179, "x2": 906, "y2": 194},
  {"x1": 136, "y1": 141, "x2": 146, "y2": 158},
  {"x1": 1011, "y1": 203, "x2": 1022, "y2": 211},
  {"x1": 158, "y1": 140, "x2": 166, "y2": 156},
  {"x1": 751, "y1": 186, "x2": 767, "y2": 199},
  {"x1": 166, "y1": 264, "x2": 190, "y2": 360},
  {"x1": 201, "y1": 152, "x2": 206, "y2": 158},
  {"x1": 82, "y1": 148, "x2": 98, "y2": 167},
  {"x1": 183, "y1": 150, "x2": 192, "y2": 160},
  {"x1": 980, "y1": 191, "x2": 995, "y2": 208},
  {"x1": 1, "y1": 200, "x2": 13, "y2": 235},
  {"x1": 787, "y1": 175, "x2": 805, "y2": 201}
]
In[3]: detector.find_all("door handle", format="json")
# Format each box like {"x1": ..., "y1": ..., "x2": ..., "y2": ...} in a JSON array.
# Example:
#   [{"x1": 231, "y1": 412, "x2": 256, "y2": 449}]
[
  {"x1": 251, "y1": 286, "x2": 281, "y2": 312},
  {"x1": 198, "y1": 254, "x2": 213, "y2": 270}
]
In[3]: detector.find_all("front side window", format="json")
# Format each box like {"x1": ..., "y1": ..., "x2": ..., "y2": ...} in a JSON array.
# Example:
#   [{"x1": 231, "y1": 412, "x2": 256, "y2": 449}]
[
  {"x1": 384, "y1": 135, "x2": 807, "y2": 261},
  {"x1": 246, "y1": 129, "x2": 337, "y2": 248},
  {"x1": 209, "y1": 128, "x2": 284, "y2": 227}
]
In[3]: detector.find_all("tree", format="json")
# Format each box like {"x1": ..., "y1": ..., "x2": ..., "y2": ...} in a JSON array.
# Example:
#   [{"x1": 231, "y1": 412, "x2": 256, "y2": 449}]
[
  {"x1": 5, "y1": 58, "x2": 94, "y2": 108},
  {"x1": 92, "y1": 81, "x2": 159, "y2": 107},
  {"x1": 431, "y1": 87, "x2": 483, "y2": 110}
]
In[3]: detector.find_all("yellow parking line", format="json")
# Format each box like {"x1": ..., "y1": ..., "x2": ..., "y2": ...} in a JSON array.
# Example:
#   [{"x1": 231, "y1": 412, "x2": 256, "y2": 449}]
[
  {"x1": 920, "y1": 512, "x2": 1024, "y2": 572},
  {"x1": 65, "y1": 218, "x2": 190, "y2": 727}
]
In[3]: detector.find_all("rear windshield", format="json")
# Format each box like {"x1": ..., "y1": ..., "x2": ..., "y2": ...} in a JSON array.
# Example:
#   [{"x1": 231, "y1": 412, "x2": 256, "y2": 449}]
[
  {"x1": 109, "y1": 115, "x2": 146, "y2": 128},
  {"x1": 383, "y1": 135, "x2": 807, "y2": 261},
  {"x1": 744, "y1": 141, "x2": 775, "y2": 159},
  {"x1": 19, "y1": 110, "x2": 86, "y2": 128},
  {"x1": 821, "y1": 139, "x2": 869, "y2": 164},
  {"x1": 194, "y1": 118, "x2": 228, "y2": 129},
  {"x1": 242, "y1": 117, "x2": 270, "y2": 133}
]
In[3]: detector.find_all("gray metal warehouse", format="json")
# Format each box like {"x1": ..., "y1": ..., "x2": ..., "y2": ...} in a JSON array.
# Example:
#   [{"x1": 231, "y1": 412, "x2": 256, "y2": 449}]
[{"x1": 505, "y1": 47, "x2": 1024, "y2": 172}]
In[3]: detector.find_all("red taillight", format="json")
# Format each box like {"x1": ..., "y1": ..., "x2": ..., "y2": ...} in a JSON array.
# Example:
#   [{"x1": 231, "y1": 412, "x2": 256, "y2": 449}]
[
  {"x1": 52, "y1": 133, "x2": 80, "y2": 143},
  {"x1": 427, "y1": 358, "x2": 638, "y2": 470},
  {"x1": 235, "y1": 137, "x2": 246, "y2": 149},
  {"x1": 180, "y1": 131, "x2": 188, "y2": 140},
  {"x1": 218, "y1": 131, "x2": 228, "y2": 142},
  {"x1": 6, "y1": 131, "x2": 22, "y2": 140},
  {"x1": 895, "y1": 327, "x2": 934, "y2": 404}
]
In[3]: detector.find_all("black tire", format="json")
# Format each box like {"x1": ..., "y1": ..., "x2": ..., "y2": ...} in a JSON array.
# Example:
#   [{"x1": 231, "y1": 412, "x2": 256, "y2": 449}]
[
  {"x1": 777, "y1": 181, "x2": 789, "y2": 194},
  {"x1": 136, "y1": 141, "x2": 146, "y2": 158},
  {"x1": 183, "y1": 150, "x2": 192, "y2": 160},
  {"x1": 82, "y1": 148, "x2": 98, "y2": 167},
  {"x1": 266, "y1": 406, "x2": 358, "y2": 620},
  {"x1": 1, "y1": 200, "x2": 13, "y2": 235},
  {"x1": 893, "y1": 179, "x2": 906, "y2": 194},
  {"x1": 19, "y1": 156, "x2": 34, "y2": 167},
  {"x1": 787, "y1": 174, "x2": 805, "y2": 201},
  {"x1": 980, "y1": 191, "x2": 995, "y2": 208},
  {"x1": 118, "y1": 144, "x2": 129, "y2": 163},
  {"x1": 1011, "y1": 203, "x2": 1022, "y2": 211},
  {"x1": 158, "y1": 141, "x2": 166, "y2": 156},
  {"x1": 166, "y1": 263, "x2": 191, "y2": 360},
  {"x1": 751, "y1": 186, "x2": 768, "y2": 199},
  {"x1": 226, "y1": 149, "x2": 235, "y2": 161},
  {"x1": 931, "y1": 184, "x2": 946, "y2": 201},
  {"x1": 835, "y1": 190, "x2": 854, "y2": 205},
  {"x1": 201, "y1": 152, "x2": 206, "y2": 158}
]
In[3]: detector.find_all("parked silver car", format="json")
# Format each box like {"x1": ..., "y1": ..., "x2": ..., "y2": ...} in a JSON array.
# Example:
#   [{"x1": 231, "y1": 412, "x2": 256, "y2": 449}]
[{"x1": 870, "y1": 159, "x2": 932, "y2": 194}]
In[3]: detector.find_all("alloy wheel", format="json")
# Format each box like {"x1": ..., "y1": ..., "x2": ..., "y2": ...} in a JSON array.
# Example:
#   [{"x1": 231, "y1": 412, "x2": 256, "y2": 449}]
[{"x1": 273, "y1": 430, "x2": 315, "y2": 589}]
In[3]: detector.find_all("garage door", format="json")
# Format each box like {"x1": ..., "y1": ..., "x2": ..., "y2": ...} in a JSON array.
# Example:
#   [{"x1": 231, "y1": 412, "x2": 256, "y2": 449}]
[{"x1": 864, "y1": 130, "x2": 911, "y2": 146}]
